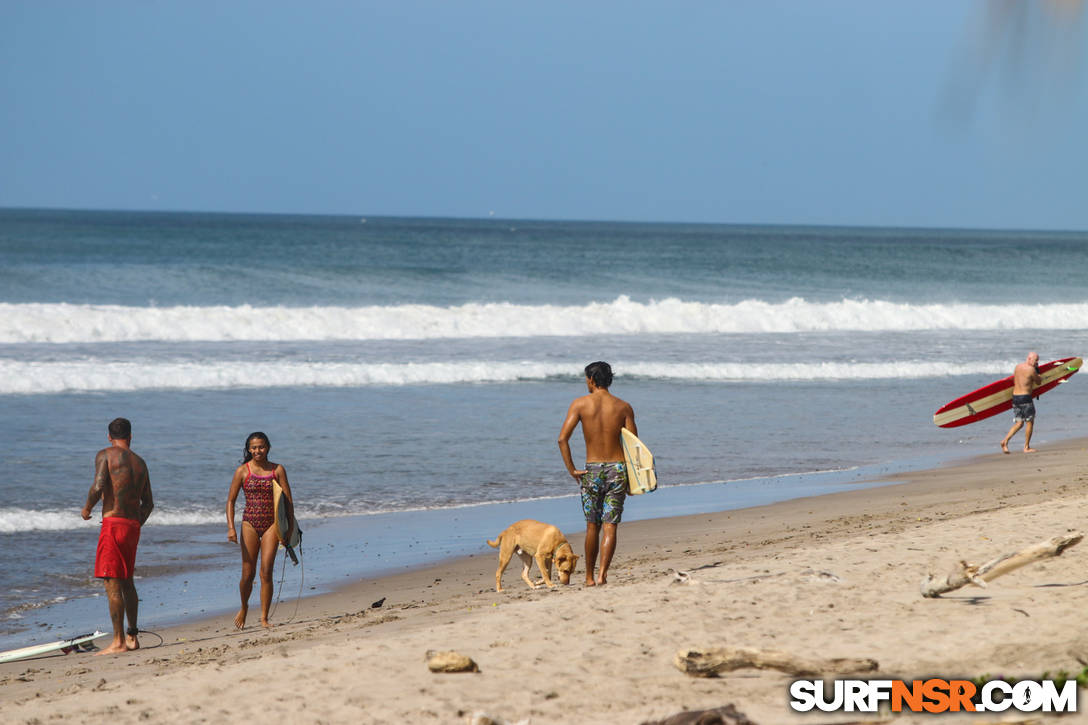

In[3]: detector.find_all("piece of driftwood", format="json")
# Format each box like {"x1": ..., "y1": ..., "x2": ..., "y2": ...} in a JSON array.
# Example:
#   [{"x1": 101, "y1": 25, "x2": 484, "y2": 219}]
[
  {"x1": 639, "y1": 703, "x2": 756, "y2": 725},
  {"x1": 426, "y1": 649, "x2": 479, "y2": 673},
  {"x1": 920, "y1": 532, "x2": 1083, "y2": 598},
  {"x1": 673, "y1": 646, "x2": 878, "y2": 677}
]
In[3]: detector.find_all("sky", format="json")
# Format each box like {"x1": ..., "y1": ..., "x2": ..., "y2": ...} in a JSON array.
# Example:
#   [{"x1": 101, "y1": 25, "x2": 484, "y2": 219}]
[{"x1": 1, "y1": 1, "x2": 1086, "y2": 229}]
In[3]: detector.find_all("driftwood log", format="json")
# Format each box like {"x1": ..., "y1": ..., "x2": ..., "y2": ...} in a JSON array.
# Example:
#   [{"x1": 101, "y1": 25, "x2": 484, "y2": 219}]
[
  {"x1": 673, "y1": 646, "x2": 878, "y2": 677},
  {"x1": 920, "y1": 532, "x2": 1083, "y2": 598}
]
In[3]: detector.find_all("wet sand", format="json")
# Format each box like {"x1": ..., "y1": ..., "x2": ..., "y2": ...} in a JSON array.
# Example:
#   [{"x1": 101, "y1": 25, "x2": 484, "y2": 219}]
[{"x1": 4, "y1": 438, "x2": 1088, "y2": 723}]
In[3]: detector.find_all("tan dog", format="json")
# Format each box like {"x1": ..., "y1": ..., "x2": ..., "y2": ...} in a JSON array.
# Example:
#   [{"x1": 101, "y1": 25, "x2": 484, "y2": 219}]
[{"x1": 486, "y1": 519, "x2": 579, "y2": 593}]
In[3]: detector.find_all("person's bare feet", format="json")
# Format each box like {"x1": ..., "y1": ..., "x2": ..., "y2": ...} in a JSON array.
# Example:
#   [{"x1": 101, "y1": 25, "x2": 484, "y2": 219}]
[
  {"x1": 125, "y1": 633, "x2": 140, "y2": 650},
  {"x1": 1001, "y1": 441, "x2": 1010, "y2": 454},
  {"x1": 233, "y1": 607, "x2": 247, "y2": 630},
  {"x1": 595, "y1": 575, "x2": 608, "y2": 586},
  {"x1": 260, "y1": 618, "x2": 272, "y2": 629},
  {"x1": 95, "y1": 639, "x2": 129, "y2": 656},
  {"x1": 1024, "y1": 447, "x2": 1037, "y2": 453},
  {"x1": 584, "y1": 577, "x2": 596, "y2": 587}
]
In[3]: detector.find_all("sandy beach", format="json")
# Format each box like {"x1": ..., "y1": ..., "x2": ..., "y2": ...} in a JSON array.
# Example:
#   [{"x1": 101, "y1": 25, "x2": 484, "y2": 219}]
[{"x1": 4, "y1": 439, "x2": 1088, "y2": 724}]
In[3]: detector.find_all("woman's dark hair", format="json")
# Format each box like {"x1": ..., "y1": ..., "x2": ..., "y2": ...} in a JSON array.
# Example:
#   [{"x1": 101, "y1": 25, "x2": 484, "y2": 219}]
[
  {"x1": 242, "y1": 431, "x2": 271, "y2": 464},
  {"x1": 584, "y1": 361, "x2": 613, "y2": 389}
]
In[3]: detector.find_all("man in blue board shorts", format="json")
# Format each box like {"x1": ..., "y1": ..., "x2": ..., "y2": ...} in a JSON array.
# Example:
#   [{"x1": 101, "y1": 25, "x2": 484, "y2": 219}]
[
  {"x1": 558, "y1": 361, "x2": 636, "y2": 586},
  {"x1": 1001, "y1": 351, "x2": 1042, "y2": 454}
]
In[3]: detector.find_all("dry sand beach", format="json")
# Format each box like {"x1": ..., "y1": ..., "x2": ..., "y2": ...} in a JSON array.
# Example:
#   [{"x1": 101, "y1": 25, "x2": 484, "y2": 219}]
[{"x1": 4, "y1": 439, "x2": 1088, "y2": 724}]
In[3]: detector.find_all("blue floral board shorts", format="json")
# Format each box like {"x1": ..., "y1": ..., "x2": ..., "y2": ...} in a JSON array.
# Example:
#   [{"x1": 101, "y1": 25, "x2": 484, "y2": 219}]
[{"x1": 581, "y1": 462, "x2": 627, "y2": 525}]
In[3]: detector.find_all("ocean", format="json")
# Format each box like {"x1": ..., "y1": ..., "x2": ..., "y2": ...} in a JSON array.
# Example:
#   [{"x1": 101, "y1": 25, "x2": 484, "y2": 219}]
[{"x1": 2, "y1": 209, "x2": 1087, "y2": 648}]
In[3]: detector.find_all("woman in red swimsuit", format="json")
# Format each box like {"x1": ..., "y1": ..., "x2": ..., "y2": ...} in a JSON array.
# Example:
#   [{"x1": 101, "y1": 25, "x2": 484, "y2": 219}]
[{"x1": 226, "y1": 431, "x2": 295, "y2": 629}]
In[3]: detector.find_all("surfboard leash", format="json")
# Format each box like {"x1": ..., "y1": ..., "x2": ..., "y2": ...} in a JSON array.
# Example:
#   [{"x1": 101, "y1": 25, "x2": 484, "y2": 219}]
[
  {"x1": 81, "y1": 629, "x2": 163, "y2": 653},
  {"x1": 131, "y1": 629, "x2": 164, "y2": 648},
  {"x1": 287, "y1": 546, "x2": 305, "y2": 622},
  {"x1": 268, "y1": 543, "x2": 304, "y2": 624},
  {"x1": 269, "y1": 553, "x2": 288, "y2": 621}
]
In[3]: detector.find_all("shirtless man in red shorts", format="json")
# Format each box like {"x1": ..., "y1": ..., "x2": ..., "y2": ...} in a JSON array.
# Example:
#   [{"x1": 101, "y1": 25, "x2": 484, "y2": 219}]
[{"x1": 81, "y1": 418, "x2": 154, "y2": 655}]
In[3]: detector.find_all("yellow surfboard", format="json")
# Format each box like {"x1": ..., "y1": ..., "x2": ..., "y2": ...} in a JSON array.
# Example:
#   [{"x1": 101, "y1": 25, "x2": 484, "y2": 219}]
[
  {"x1": 621, "y1": 427, "x2": 657, "y2": 495},
  {"x1": 272, "y1": 479, "x2": 301, "y2": 564}
]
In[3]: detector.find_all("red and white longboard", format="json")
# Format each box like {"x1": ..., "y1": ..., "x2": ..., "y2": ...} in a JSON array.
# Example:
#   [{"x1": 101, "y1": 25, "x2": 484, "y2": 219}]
[{"x1": 933, "y1": 357, "x2": 1082, "y2": 428}]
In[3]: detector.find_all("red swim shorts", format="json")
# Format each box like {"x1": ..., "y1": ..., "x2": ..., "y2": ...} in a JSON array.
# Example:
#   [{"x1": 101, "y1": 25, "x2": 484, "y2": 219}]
[{"x1": 95, "y1": 517, "x2": 141, "y2": 579}]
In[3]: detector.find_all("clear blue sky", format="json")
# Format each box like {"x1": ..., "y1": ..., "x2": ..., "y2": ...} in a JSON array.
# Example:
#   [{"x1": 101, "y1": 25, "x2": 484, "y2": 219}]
[{"x1": 2, "y1": 1, "x2": 1086, "y2": 228}]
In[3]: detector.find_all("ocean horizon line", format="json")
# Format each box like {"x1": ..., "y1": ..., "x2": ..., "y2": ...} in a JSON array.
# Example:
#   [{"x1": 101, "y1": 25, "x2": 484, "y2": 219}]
[{"x1": 3, "y1": 205, "x2": 1088, "y2": 235}]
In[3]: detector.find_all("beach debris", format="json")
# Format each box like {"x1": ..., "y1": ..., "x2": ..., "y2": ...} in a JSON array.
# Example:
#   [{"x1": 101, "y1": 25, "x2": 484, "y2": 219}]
[
  {"x1": 670, "y1": 561, "x2": 729, "y2": 583},
  {"x1": 671, "y1": 569, "x2": 696, "y2": 585},
  {"x1": 464, "y1": 712, "x2": 529, "y2": 725},
  {"x1": 426, "y1": 649, "x2": 479, "y2": 673},
  {"x1": 798, "y1": 569, "x2": 841, "y2": 584},
  {"x1": 639, "y1": 703, "x2": 756, "y2": 725},
  {"x1": 370, "y1": 597, "x2": 386, "y2": 609},
  {"x1": 669, "y1": 568, "x2": 788, "y2": 586},
  {"x1": 689, "y1": 561, "x2": 724, "y2": 571},
  {"x1": 920, "y1": 532, "x2": 1083, "y2": 598},
  {"x1": 673, "y1": 646, "x2": 878, "y2": 677}
]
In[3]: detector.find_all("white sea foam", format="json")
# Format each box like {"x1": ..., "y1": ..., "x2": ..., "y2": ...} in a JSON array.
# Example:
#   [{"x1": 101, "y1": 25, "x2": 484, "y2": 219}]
[
  {"x1": 0, "y1": 502, "x2": 541, "y2": 532},
  {"x1": 0, "y1": 508, "x2": 223, "y2": 533},
  {"x1": 2, "y1": 298, "x2": 1087, "y2": 344},
  {"x1": 0, "y1": 359, "x2": 1015, "y2": 394}
]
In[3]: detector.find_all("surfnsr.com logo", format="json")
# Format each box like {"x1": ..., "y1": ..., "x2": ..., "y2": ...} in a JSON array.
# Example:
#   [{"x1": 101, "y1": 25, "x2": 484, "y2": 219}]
[{"x1": 789, "y1": 678, "x2": 1078, "y2": 714}]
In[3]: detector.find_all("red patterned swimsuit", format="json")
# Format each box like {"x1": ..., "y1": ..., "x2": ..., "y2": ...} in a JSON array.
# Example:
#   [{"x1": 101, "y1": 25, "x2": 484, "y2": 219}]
[{"x1": 241, "y1": 464, "x2": 275, "y2": 536}]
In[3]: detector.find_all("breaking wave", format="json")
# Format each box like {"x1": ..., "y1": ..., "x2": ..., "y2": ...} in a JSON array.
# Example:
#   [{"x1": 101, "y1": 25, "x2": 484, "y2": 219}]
[
  {"x1": 0, "y1": 508, "x2": 223, "y2": 533},
  {"x1": 0, "y1": 359, "x2": 1016, "y2": 394},
  {"x1": 2, "y1": 297, "x2": 1087, "y2": 343}
]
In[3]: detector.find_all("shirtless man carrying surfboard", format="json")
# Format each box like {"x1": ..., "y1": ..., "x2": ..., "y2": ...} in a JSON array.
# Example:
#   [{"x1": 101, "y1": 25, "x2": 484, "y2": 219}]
[
  {"x1": 80, "y1": 418, "x2": 154, "y2": 655},
  {"x1": 1000, "y1": 351, "x2": 1042, "y2": 454},
  {"x1": 558, "y1": 361, "x2": 636, "y2": 586}
]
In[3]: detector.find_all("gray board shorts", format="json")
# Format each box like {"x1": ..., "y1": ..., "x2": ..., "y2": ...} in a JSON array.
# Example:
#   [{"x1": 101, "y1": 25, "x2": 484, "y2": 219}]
[{"x1": 1011, "y1": 394, "x2": 1036, "y2": 423}]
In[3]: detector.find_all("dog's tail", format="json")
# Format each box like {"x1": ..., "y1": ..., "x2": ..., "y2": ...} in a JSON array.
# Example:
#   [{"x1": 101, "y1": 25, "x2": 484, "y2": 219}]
[{"x1": 486, "y1": 536, "x2": 501, "y2": 548}]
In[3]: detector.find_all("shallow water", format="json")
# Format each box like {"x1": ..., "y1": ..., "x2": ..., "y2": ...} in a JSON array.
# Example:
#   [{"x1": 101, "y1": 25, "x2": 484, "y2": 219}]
[{"x1": 2, "y1": 209, "x2": 1086, "y2": 647}]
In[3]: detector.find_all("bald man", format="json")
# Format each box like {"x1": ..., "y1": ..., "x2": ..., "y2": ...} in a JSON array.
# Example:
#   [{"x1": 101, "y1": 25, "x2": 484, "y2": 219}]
[{"x1": 1001, "y1": 351, "x2": 1042, "y2": 454}]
